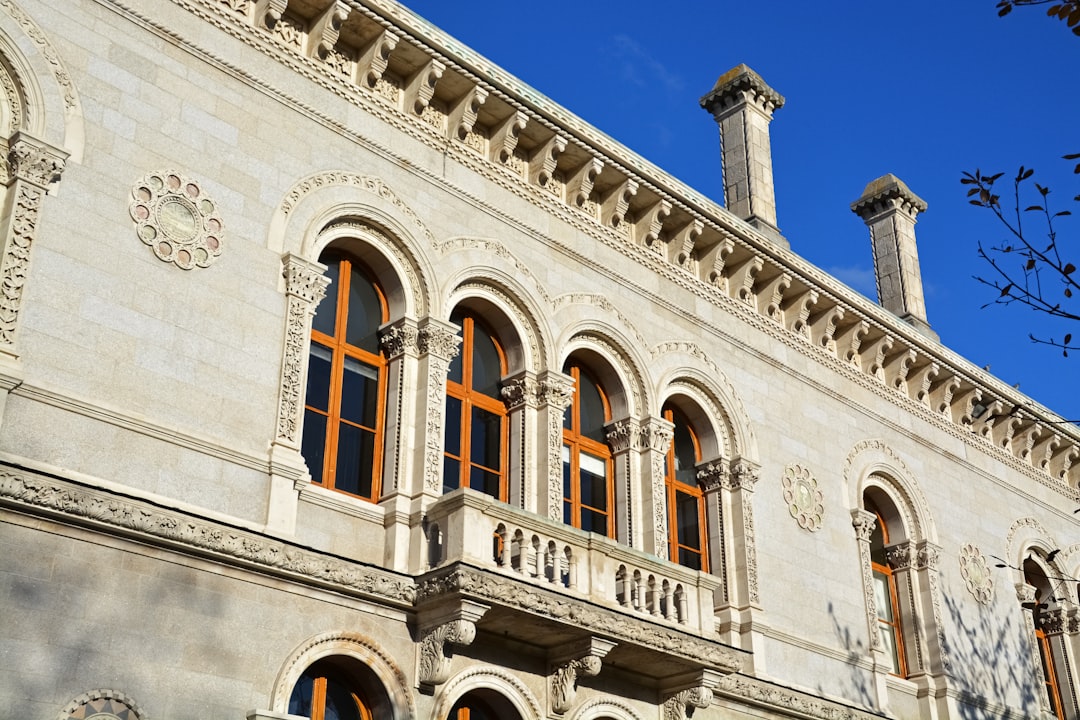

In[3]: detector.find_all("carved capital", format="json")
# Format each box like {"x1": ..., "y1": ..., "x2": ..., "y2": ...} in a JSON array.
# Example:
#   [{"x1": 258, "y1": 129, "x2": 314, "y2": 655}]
[
  {"x1": 885, "y1": 541, "x2": 914, "y2": 570},
  {"x1": 501, "y1": 374, "x2": 539, "y2": 410},
  {"x1": 1016, "y1": 582, "x2": 1037, "y2": 605},
  {"x1": 1042, "y1": 607, "x2": 1067, "y2": 636},
  {"x1": 538, "y1": 372, "x2": 575, "y2": 410},
  {"x1": 915, "y1": 540, "x2": 941, "y2": 570},
  {"x1": 851, "y1": 508, "x2": 876, "y2": 542},
  {"x1": 281, "y1": 253, "x2": 330, "y2": 305},
  {"x1": 639, "y1": 417, "x2": 674, "y2": 453},
  {"x1": 418, "y1": 619, "x2": 477, "y2": 686},
  {"x1": 418, "y1": 321, "x2": 461, "y2": 361},
  {"x1": 379, "y1": 319, "x2": 420, "y2": 358},
  {"x1": 728, "y1": 458, "x2": 760, "y2": 490},
  {"x1": 606, "y1": 419, "x2": 638, "y2": 453},
  {"x1": 8, "y1": 133, "x2": 67, "y2": 188},
  {"x1": 696, "y1": 462, "x2": 728, "y2": 492}
]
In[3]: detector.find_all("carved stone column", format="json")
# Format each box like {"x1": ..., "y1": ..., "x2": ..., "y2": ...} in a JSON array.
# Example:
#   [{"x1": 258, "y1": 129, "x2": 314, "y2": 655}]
[
  {"x1": 1043, "y1": 606, "x2": 1080, "y2": 719},
  {"x1": 378, "y1": 317, "x2": 421, "y2": 572},
  {"x1": 501, "y1": 371, "x2": 538, "y2": 512},
  {"x1": 698, "y1": 461, "x2": 730, "y2": 607},
  {"x1": 548, "y1": 637, "x2": 616, "y2": 715},
  {"x1": 0, "y1": 132, "x2": 67, "y2": 416},
  {"x1": 416, "y1": 318, "x2": 461, "y2": 503},
  {"x1": 267, "y1": 253, "x2": 329, "y2": 533},
  {"x1": 885, "y1": 540, "x2": 926, "y2": 676},
  {"x1": 606, "y1": 418, "x2": 640, "y2": 546},
  {"x1": 914, "y1": 540, "x2": 950, "y2": 678},
  {"x1": 639, "y1": 416, "x2": 673, "y2": 559},
  {"x1": 852, "y1": 509, "x2": 881, "y2": 652},
  {"x1": 537, "y1": 370, "x2": 574, "y2": 522},
  {"x1": 727, "y1": 458, "x2": 760, "y2": 609}
]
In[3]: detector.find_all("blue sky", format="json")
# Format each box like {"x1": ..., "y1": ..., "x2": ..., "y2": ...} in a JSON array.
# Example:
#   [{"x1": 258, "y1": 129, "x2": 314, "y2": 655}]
[{"x1": 405, "y1": 0, "x2": 1080, "y2": 422}]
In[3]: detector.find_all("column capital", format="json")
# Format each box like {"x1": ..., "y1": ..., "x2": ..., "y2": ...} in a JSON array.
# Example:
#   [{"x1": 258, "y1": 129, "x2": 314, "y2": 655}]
[
  {"x1": 418, "y1": 317, "x2": 461, "y2": 361},
  {"x1": 699, "y1": 64, "x2": 785, "y2": 118},
  {"x1": 7, "y1": 131, "x2": 68, "y2": 188},
  {"x1": 281, "y1": 253, "x2": 330, "y2": 305}
]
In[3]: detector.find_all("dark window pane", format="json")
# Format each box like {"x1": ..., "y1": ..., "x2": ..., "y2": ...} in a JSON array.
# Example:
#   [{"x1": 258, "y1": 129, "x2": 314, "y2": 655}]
[
  {"x1": 676, "y1": 490, "x2": 701, "y2": 550},
  {"x1": 443, "y1": 456, "x2": 461, "y2": 494},
  {"x1": 869, "y1": 519, "x2": 887, "y2": 565},
  {"x1": 472, "y1": 323, "x2": 502, "y2": 396},
  {"x1": 678, "y1": 547, "x2": 702, "y2": 571},
  {"x1": 345, "y1": 266, "x2": 382, "y2": 352},
  {"x1": 470, "y1": 467, "x2": 501, "y2": 499},
  {"x1": 324, "y1": 677, "x2": 362, "y2": 720},
  {"x1": 302, "y1": 410, "x2": 327, "y2": 483},
  {"x1": 306, "y1": 343, "x2": 332, "y2": 411},
  {"x1": 578, "y1": 371, "x2": 607, "y2": 442},
  {"x1": 444, "y1": 396, "x2": 462, "y2": 456},
  {"x1": 287, "y1": 672, "x2": 314, "y2": 717},
  {"x1": 562, "y1": 446, "x2": 572, "y2": 523},
  {"x1": 672, "y1": 411, "x2": 698, "y2": 480},
  {"x1": 340, "y1": 356, "x2": 379, "y2": 427},
  {"x1": 336, "y1": 423, "x2": 375, "y2": 497},
  {"x1": 470, "y1": 406, "x2": 502, "y2": 469},
  {"x1": 581, "y1": 508, "x2": 607, "y2": 535},
  {"x1": 579, "y1": 452, "x2": 607, "y2": 510},
  {"x1": 311, "y1": 259, "x2": 340, "y2": 337}
]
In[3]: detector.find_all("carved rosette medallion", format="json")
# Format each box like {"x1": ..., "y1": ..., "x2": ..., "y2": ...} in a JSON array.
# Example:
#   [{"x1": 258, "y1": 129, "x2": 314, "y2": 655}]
[
  {"x1": 129, "y1": 171, "x2": 223, "y2": 269},
  {"x1": 61, "y1": 690, "x2": 144, "y2": 720},
  {"x1": 782, "y1": 463, "x2": 823, "y2": 532},
  {"x1": 958, "y1": 543, "x2": 994, "y2": 605}
]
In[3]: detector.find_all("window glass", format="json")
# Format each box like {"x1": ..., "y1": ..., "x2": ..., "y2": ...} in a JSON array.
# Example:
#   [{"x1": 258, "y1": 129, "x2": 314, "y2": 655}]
[
  {"x1": 578, "y1": 371, "x2": 607, "y2": 442},
  {"x1": 664, "y1": 404, "x2": 706, "y2": 571},
  {"x1": 562, "y1": 361, "x2": 613, "y2": 537},
  {"x1": 288, "y1": 660, "x2": 371, "y2": 720},
  {"x1": 471, "y1": 324, "x2": 502, "y2": 397},
  {"x1": 345, "y1": 265, "x2": 382, "y2": 353},
  {"x1": 311, "y1": 259, "x2": 340, "y2": 337}
]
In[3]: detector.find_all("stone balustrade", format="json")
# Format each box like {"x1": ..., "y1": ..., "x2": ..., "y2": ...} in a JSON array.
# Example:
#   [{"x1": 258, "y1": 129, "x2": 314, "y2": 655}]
[{"x1": 423, "y1": 488, "x2": 721, "y2": 634}]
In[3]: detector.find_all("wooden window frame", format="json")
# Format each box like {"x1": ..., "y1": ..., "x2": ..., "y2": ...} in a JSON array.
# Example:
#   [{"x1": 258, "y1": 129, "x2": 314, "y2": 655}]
[
  {"x1": 289, "y1": 661, "x2": 373, "y2": 720},
  {"x1": 663, "y1": 406, "x2": 708, "y2": 572},
  {"x1": 444, "y1": 312, "x2": 508, "y2": 501},
  {"x1": 869, "y1": 506, "x2": 907, "y2": 678},
  {"x1": 304, "y1": 254, "x2": 388, "y2": 501},
  {"x1": 1036, "y1": 625, "x2": 1066, "y2": 720},
  {"x1": 562, "y1": 363, "x2": 614, "y2": 538}
]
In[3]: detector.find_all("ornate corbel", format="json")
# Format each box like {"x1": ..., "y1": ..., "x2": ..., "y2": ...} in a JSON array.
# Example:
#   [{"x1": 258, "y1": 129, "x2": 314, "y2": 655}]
[
  {"x1": 417, "y1": 601, "x2": 489, "y2": 689},
  {"x1": 448, "y1": 85, "x2": 489, "y2": 141},
  {"x1": 549, "y1": 638, "x2": 616, "y2": 715},
  {"x1": 669, "y1": 218, "x2": 704, "y2": 269},
  {"x1": 356, "y1": 29, "x2": 398, "y2": 88},
  {"x1": 250, "y1": 0, "x2": 287, "y2": 30},
  {"x1": 661, "y1": 671, "x2": 720, "y2": 720},
  {"x1": 783, "y1": 287, "x2": 819, "y2": 341},
  {"x1": 403, "y1": 59, "x2": 445, "y2": 116},
  {"x1": 528, "y1": 135, "x2": 567, "y2": 188},
  {"x1": 304, "y1": 1, "x2": 348, "y2": 59},
  {"x1": 634, "y1": 200, "x2": 671, "y2": 252},
  {"x1": 489, "y1": 111, "x2": 528, "y2": 164},
  {"x1": 564, "y1": 157, "x2": 603, "y2": 208},
  {"x1": 599, "y1": 178, "x2": 638, "y2": 228}
]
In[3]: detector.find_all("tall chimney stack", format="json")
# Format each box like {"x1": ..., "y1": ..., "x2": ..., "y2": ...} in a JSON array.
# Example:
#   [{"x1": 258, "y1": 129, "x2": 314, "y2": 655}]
[
  {"x1": 700, "y1": 64, "x2": 785, "y2": 246},
  {"x1": 851, "y1": 174, "x2": 937, "y2": 340}
]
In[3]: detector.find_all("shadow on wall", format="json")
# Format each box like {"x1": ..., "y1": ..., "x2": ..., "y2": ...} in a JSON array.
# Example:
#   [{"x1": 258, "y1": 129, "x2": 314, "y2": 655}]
[
  {"x1": 825, "y1": 600, "x2": 877, "y2": 712},
  {"x1": 941, "y1": 589, "x2": 1040, "y2": 719}
]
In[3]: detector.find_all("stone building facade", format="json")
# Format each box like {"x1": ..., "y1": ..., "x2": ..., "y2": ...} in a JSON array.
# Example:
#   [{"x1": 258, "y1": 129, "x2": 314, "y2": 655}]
[{"x1": 2, "y1": 1, "x2": 1080, "y2": 719}]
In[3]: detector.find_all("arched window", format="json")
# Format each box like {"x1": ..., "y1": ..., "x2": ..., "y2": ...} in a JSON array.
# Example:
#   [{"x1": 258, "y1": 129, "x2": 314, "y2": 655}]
[
  {"x1": 867, "y1": 498, "x2": 906, "y2": 678},
  {"x1": 449, "y1": 696, "x2": 496, "y2": 720},
  {"x1": 1024, "y1": 557, "x2": 1066, "y2": 719},
  {"x1": 663, "y1": 405, "x2": 707, "y2": 571},
  {"x1": 288, "y1": 658, "x2": 373, "y2": 720},
  {"x1": 562, "y1": 361, "x2": 613, "y2": 537},
  {"x1": 302, "y1": 253, "x2": 387, "y2": 501},
  {"x1": 444, "y1": 308, "x2": 507, "y2": 499}
]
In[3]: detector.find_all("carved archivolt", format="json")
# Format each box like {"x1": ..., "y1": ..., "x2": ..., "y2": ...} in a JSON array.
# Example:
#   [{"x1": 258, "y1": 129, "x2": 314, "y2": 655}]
[
  {"x1": 448, "y1": 277, "x2": 544, "y2": 370},
  {"x1": 58, "y1": 690, "x2": 146, "y2": 720},
  {"x1": 434, "y1": 666, "x2": 542, "y2": 720},
  {"x1": 129, "y1": 170, "x2": 224, "y2": 269},
  {"x1": 562, "y1": 329, "x2": 648, "y2": 419},
  {"x1": 959, "y1": 543, "x2": 994, "y2": 605},
  {"x1": 270, "y1": 631, "x2": 414, "y2": 720},
  {"x1": 782, "y1": 463, "x2": 824, "y2": 532},
  {"x1": 656, "y1": 359, "x2": 756, "y2": 460},
  {"x1": 843, "y1": 439, "x2": 936, "y2": 543}
]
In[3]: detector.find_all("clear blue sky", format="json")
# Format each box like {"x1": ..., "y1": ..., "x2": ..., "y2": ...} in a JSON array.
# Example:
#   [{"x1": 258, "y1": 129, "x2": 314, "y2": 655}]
[{"x1": 405, "y1": 0, "x2": 1080, "y2": 422}]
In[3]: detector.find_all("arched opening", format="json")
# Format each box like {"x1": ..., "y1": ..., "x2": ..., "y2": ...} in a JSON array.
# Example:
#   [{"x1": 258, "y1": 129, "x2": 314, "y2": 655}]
[
  {"x1": 288, "y1": 655, "x2": 393, "y2": 720},
  {"x1": 865, "y1": 495, "x2": 907, "y2": 678},
  {"x1": 663, "y1": 403, "x2": 707, "y2": 571},
  {"x1": 1024, "y1": 556, "x2": 1066, "y2": 719},
  {"x1": 562, "y1": 358, "x2": 614, "y2": 537},
  {"x1": 448, "y1": 689, "x2": 523, "y2": 720}
]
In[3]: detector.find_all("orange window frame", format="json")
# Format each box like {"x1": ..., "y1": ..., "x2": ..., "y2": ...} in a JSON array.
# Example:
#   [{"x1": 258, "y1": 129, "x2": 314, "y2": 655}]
[
  {"x1": 305, "y1": 256, "x2": 388, "y2": 501},
  {"x1": 1037, "y1": 622, "x2": 1066, "y2": 718},
  {"x1": 870, "y1": 509, "x2": 907, "y2": 678},
  {"x1": 562, "y1": 363, "x2": 614, "y2": 538},
  {"x1": 663, "y1": 406, "x2": 708, "y2": 572},
  {"x1": 307, "y1": 674, "x2": 373, "y2": 720},
  {"x1": 444, "y1": 313, "x2": 508, "y2": 500}
]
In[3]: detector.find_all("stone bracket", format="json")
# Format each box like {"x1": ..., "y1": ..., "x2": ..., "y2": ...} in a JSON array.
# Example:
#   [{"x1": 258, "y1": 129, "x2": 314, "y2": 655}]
[
  {"x1": 549, "y1": 637, "x2": 617, "y2": 715},
  {"x1": 417, "y1": 599, "x2": 489, "y2": 689},
  {"x1": 661, "y1": 670, "x2": 722, "y2": 720}
]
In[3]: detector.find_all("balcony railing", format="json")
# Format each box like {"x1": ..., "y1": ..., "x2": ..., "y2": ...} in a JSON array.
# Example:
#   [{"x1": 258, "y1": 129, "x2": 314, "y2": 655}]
[{"x1": 423, "y1": 488, "x2": 722, "y2": 635}]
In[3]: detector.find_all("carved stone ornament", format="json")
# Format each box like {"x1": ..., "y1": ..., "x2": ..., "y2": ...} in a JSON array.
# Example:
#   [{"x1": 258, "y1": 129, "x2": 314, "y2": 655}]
[
  {"x1": 958, "y1": 543, "x2": 995, "y2": 605},
  {"x1": 550, "y1": 655, "x2": 602, "y2": 715},
  {"x1": 60, "y1": 690, "x2": 144, "y2": 720},
  {"x1": 781, "y1": 463, "x2": 824, "y2": 532},
  {"x1": 663, "y1": 685, "x2": 712, "y2": 720},
  {"x1": 129, "y1": 170, "x2": 224, "y2": 269},
  {"x1": 418, "y1": 619, "x2": 477, "y2": 686}
]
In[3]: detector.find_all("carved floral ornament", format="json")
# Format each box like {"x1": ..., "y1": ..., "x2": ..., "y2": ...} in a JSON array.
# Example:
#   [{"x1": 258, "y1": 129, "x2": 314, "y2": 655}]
[
  {"x1": 782, "y1": 464, "x2": 824, "y2": 532},
  {"x1": 60, "y1": 690, "x2": 144, "y2": 720},
  {"x1": 958, "y1": 543, "x2": 995, "y2": 605},
  {"x1": 129, "y1": 171, "x2": 224, "y2": 269}
]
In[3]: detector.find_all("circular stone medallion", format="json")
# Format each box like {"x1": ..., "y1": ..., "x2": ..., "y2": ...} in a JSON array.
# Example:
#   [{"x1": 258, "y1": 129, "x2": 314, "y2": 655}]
[
  {"x1": 129, "y1": 170, "x2": 223, "y2": 270},
  {"x1": 782, "y1": 464, "x2": 824, "y2": 532}
]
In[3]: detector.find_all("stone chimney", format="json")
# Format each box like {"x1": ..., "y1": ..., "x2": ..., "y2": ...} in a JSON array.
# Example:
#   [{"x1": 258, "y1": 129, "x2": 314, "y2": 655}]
[
  {"x1": 700, "y1": 64, "x2": 785, "y2": 246},
  {"x1": 850, "y1": 174, "x2": 937, "y2": 340}
]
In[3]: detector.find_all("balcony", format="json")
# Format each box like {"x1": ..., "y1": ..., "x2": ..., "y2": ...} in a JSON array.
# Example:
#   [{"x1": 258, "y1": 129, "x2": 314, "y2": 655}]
[{"x1": 416, "y1": 488, "x2": 744, "y2": 688}]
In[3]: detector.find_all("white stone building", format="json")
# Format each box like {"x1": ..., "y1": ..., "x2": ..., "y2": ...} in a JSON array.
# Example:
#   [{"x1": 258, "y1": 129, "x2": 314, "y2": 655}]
[{"x1": 1, "y1": 1, "x2": 1079, "y2": 719}]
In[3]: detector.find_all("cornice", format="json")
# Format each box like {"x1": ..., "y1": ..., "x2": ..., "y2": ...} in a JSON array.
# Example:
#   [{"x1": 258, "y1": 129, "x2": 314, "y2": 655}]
[
  {"x1": 116, "y1": 0, "x2": 1080, "y2": 496},
  {"x1": 0, "y1": 465, "x2": 417, "y2": 605}
]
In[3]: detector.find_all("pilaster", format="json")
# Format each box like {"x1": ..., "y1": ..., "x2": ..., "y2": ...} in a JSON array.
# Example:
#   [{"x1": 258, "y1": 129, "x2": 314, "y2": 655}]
[{"x1": 536, "y1": 370, "x2": 574, "y2": 522}]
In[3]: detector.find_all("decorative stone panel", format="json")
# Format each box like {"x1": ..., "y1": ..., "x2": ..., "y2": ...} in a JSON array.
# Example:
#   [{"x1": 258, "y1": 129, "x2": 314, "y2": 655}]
[
  {"x1": 958, "y1": 543, "x2": 994, "y2": 604},
  {"x1": 129, "y1": 170, "x2": 224, "y2": 269},
  {"x1": 781, "y1": 463, "x2": 823, "y2": 531}
]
